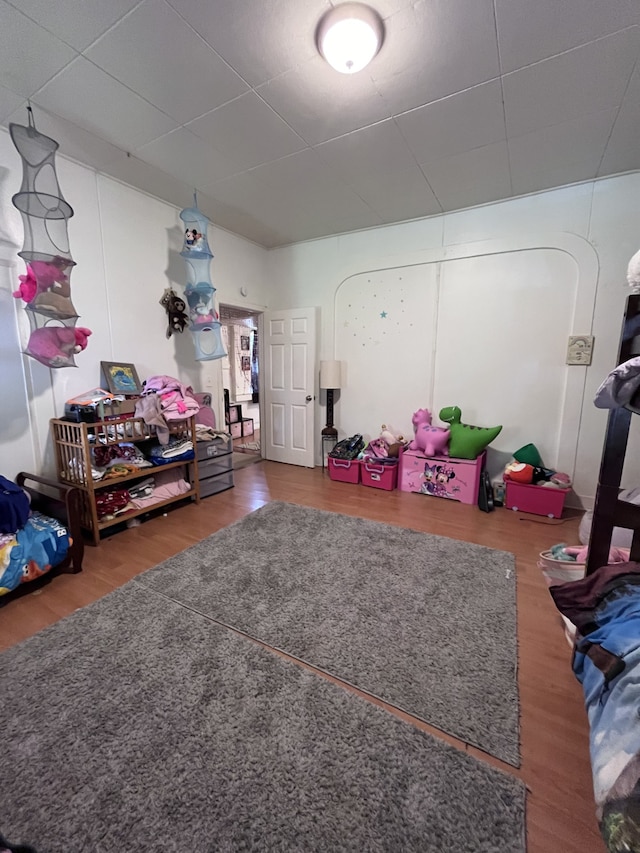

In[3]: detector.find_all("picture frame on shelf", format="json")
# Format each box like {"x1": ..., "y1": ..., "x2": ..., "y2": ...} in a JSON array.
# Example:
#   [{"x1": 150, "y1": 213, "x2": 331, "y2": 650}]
[{"x1": 101, "y1": 361, "x2": 142, "y2": 396}]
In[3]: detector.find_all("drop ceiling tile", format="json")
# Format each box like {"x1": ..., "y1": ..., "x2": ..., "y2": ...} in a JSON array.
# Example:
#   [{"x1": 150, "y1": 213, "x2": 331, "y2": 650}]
[
  {"x1": 371, "y1": 0, "x2": 500, "y2": 116},
  {"x1": 101, "y1": 153, "x2": 194, "y2": 210},
  {"x1": 166, "y1": 0, "x2": 331, "y2": 87},
  {"x1": 86, "y1": 0, "x2": 248, "y2": 125},
  {"x1": 503, "y1": 29, "x2": 639, "y2": 138},
  {"x1": 257, "y1": 54, "x2": 391, "y2": 145},
  {"x1": 315, "y1": 119, "x2": 417, "y2": 181},
  {"x1": 34, "y1": 56, "x2": 177, "y2": 150},
  {"x1": 396, "y1": 79, "x2": 506, "y2": 165},
  {"x1": 7, "y1": 0, "x2": 141, "y2": 51},
  {"x1": 349, "y1": 165, "x2": 442, "y2": 223},
  {"x1": 495, "y1": 0, "x2": 639, "y2": 74},
  {"x1": 5, "y1": 104, "x2": 124, "y2": 170},
  {"x1": 186, "y1": 92, "x2": 306, "y2": 172},
  {"x1": 0, "y1": 1, "x2": 76, "y2": 97},
  {"x1": 509, "y1": 109, "x2": 617, "y2": 196},
  {"x1": 0, "y1": 84, "x2": 25, "y2": 123},
  {"x1": 599, "y1": 68, "x2": 640, "y2": 176},
  {"x1": 136, "y1": 128, "x2": 244, "y2": 189},
  {"x1": 421, "y1": 141, "x2": 511, "y2": 211}
]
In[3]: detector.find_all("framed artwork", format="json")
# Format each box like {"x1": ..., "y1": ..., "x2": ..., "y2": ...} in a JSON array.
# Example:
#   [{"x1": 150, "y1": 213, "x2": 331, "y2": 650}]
[
  {"x1": 241, "y1": 355, "x2": 250, "y2": 372},
  {"x1": 240, "y1": 334, "x2": 250, "y2": 351},
  {"x1": 101, "y1": 361, "x2": 142, "y2": 395}
]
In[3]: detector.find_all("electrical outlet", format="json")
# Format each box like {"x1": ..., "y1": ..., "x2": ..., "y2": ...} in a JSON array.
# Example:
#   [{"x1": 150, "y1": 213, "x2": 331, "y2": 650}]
[{"x1": 567, "y1": 335, "x2": 594, "y2": 365}]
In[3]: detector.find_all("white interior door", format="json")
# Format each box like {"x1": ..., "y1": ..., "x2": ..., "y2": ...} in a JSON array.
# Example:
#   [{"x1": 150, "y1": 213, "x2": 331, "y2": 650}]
[{"x1": 263, "y1": 307, "x2": 316, "y2": 467}]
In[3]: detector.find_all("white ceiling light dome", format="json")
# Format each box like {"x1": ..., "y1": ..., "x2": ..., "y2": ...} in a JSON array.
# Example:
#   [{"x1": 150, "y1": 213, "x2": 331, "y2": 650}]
[{"x1": 316, "y1": 3, "x2": 384, "y2": 75}]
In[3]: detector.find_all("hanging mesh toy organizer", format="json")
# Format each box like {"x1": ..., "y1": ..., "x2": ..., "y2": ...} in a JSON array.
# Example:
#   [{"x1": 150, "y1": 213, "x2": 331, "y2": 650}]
[
  {"x1": 10, "y1": 118, "x2": 88, "y2": 368},
  {"x1": 179, "y1": 201, "x2": 226, "y2": 361}
]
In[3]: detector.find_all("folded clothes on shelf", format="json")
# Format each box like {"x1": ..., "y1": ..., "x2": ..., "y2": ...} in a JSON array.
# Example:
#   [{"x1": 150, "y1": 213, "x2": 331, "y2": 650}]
[{"x1": 149, "y1": 439, "x2": 194, "y2": 460}]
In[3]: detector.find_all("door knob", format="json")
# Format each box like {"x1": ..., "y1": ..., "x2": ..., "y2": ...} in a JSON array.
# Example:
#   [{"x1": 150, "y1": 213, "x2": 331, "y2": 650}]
[{"x1": 306, "y1": 395, "x2": 313, "y2": 402}]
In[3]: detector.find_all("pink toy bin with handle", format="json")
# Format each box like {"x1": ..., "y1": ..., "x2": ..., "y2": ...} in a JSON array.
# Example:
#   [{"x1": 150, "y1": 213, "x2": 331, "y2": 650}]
[
  {"x1": 505, "y1": 481, "x2": 566, "y2": 518},
  {"x1": 361, "y1": 460, "x2": 398, "y2": 491},
  {"x1": 328, "y1": 457, "x2": 361, "y2": 484}
]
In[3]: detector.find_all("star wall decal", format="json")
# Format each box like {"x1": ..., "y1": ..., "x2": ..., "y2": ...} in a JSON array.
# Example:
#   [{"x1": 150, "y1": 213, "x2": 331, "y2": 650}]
[{"x1": 380, "y1": 311, "x2": 387, "y2": 318}]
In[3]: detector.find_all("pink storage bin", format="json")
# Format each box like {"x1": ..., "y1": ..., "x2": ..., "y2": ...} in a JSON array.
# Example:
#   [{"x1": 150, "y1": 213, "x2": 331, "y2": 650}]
[
  {"x1": 505, "y1": 481, "x2": 566, "y2": 518},
  {"x1": 328, "y1": 457, "x2": 360, "y2": 484},
  {"x1": 361, "y1": 460, "x2": 398, "y2": 491}
]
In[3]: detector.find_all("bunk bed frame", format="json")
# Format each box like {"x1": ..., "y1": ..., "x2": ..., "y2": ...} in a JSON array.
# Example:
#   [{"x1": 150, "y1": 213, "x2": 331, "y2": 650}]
[{"x1": 587, "y1": 294, "x2": 640, "y2": 575}]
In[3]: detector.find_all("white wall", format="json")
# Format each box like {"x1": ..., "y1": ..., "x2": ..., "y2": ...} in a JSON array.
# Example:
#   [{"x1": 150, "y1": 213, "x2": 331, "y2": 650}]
[
  {"x1": 267, "y1": 174, "x2": 640, "y2": 506},
  {"x1": 0, "y1": 126, "x2": 269, "y2": 481}
]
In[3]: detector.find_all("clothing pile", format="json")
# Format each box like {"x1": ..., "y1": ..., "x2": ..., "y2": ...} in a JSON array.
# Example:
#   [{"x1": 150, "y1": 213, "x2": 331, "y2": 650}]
[{"x1": 135, "y1": 375, "x2": 200, "y2": 446}]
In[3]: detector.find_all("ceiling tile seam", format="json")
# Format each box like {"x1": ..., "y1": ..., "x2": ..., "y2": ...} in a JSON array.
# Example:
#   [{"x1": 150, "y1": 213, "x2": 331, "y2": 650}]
[
  {"x1": 23, "y1": 52, "x2": 180, "y2": 145},
  {"x1": 387, "y1": 76, "x2": 504, "y2": 124},
  {"x1": 595, "y1": 53, "x2": 640, "y2": 179},
  {"x1": 1, "y1": 5, "x2": 81, "y2": 101},
  {"x1": 500, "y1": 25, "x2": 640, "y2": 79},
  {"x1": 491, "y1": 0, "x2": 513, "y2": 197},
  {"x1": 159, "y1": 0, "x2": 313, "y2": 137},
  {"x1": 5, "y1": 0, "x2": 146, "y2": 54},
  {"x1": 389, "y1": 115, "x2": 446, "y2": 209}
]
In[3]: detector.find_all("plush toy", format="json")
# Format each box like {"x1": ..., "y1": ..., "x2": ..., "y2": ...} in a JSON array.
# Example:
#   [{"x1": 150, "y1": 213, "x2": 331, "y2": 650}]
[
  {"x1": 26, "y1": 325, "x2": 92, "y2": 368},
  {"x1": 380, "y1": 424, "x2": 407, "y2": 457},
  {"x1": 504, "y1": 461, "x2": 534, "y2": 484},
  {"x1": 160, "y1": 288, "x2": 189, "y2": 338},
  {"x1": 12, "y1": 266, "x2": 38, "y2": 302},
  {"x1": 542, "y1": 471, "x2": 572, "y2": 490},
  {"x1": 628, "y1": 249, "x2": 640, "y2": 293},
  {"x1": 408, "y1": 408, "x2": 450, "y2": 456},
  {"x1": 439, "y1": 406, "x2": 502, "y2": 459}
]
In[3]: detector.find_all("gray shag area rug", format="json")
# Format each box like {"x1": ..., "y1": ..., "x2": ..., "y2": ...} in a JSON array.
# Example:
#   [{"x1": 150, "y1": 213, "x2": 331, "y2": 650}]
[
  {"x1": 0, "y1": 584, "x2": 525, "y2": 853},
  {"x1": 139, "y1": 501, "x2": 520, "y2": 765}
]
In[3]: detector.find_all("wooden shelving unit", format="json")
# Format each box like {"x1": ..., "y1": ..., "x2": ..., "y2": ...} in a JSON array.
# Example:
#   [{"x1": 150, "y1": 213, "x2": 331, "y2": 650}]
[{"x1": 50, "y1": 415, "x2": 200, "y2": 545}]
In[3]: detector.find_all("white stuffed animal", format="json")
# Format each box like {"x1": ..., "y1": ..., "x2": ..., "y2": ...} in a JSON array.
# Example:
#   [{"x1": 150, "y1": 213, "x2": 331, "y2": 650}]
[{"x1": 627, "y1": 249, "x2": 640, "y2": 292}]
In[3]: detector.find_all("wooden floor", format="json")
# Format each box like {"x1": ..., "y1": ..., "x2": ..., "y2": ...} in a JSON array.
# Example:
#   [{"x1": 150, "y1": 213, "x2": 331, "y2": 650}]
[{"x1": 0, "y1": 461, "x2": 603, "y2": 853}]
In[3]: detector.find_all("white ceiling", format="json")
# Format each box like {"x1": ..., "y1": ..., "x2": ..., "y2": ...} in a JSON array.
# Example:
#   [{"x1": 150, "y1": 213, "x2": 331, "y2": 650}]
[{"x1": 0, "y1": 0, "x2": 638, "y2": 248}]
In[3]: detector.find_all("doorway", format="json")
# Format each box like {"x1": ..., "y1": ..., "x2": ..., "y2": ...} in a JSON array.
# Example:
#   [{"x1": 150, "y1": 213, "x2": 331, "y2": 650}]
[{"x1": 219, "y1": 304, "x2": 262, "y2": 469}]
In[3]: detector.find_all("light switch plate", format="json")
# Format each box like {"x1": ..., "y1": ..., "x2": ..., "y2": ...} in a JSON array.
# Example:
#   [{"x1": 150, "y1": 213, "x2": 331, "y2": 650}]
[{"x1": 567, "y1": 335, "x2": 594, "y2": 365}]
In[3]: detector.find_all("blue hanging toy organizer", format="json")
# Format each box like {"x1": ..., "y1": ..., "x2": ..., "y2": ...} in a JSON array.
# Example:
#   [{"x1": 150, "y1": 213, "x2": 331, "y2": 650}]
[{"x1": 179, "y1": 198, "x2": 226, "y2": 361}]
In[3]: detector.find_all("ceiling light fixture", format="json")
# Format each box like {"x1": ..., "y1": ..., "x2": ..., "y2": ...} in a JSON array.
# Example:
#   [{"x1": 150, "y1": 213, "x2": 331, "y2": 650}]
[{"x1": 316, "y1": 2, "x2": 384, "y2": 75}]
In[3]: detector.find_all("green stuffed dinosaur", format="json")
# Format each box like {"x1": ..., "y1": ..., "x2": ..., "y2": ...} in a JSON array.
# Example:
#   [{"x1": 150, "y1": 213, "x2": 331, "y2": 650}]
[{"x1": 439, "y1": 406, "x2": 502, "y2": 459}]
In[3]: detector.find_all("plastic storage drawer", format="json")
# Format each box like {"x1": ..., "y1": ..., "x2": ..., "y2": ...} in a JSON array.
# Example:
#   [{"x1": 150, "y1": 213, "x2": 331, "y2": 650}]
[
  {"x1": 200, "y1": 469, "x2": 234, "y2": 498},
  {"x1": 197, "y1": 436, "x2": 232, "y2": 461}
]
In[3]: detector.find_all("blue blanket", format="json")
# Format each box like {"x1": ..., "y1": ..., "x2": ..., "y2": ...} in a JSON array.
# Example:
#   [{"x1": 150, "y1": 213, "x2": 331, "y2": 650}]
[
  {"x1": 551, "y1": 563, "x2": 640, "y2": 852},
  {"x1": 0, "y1": 512, "x2": 70, "y2": 595}
]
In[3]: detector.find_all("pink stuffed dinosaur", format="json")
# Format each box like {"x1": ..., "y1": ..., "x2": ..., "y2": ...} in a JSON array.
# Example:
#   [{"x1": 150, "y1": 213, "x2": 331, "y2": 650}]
[{"x1": 408, "y1": 408, "x2": 450, "y2": 456}]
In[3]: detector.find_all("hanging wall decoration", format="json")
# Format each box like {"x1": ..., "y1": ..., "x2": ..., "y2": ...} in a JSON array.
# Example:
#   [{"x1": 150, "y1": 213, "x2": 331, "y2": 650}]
[
  {"x1": 179, "y1": 196, "x2": 226, "y2": 361},
  {"x1": 10, "y1": 109, "x2": 91, "y2": 368}
]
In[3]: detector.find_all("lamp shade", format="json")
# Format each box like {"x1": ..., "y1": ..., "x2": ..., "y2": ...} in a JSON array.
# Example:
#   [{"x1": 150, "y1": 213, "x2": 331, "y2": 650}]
[{"x1": 320, "y1": 360, "x2": 342, "y2": 389}]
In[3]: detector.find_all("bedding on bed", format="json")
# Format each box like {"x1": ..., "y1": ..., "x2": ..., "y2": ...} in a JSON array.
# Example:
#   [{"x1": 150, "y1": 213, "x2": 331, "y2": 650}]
[
  {"x1": 550, "y1": 563, "x2": 640, "y2": 852},
  {"x1": 0, "y1": 512, "x2": 70, "y2": 595}
]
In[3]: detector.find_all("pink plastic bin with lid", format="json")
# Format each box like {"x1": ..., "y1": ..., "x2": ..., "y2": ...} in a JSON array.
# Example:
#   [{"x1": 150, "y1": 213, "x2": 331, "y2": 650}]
[{"x1": 505, "y1": 481, "x2": 566, "y2": 518}]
